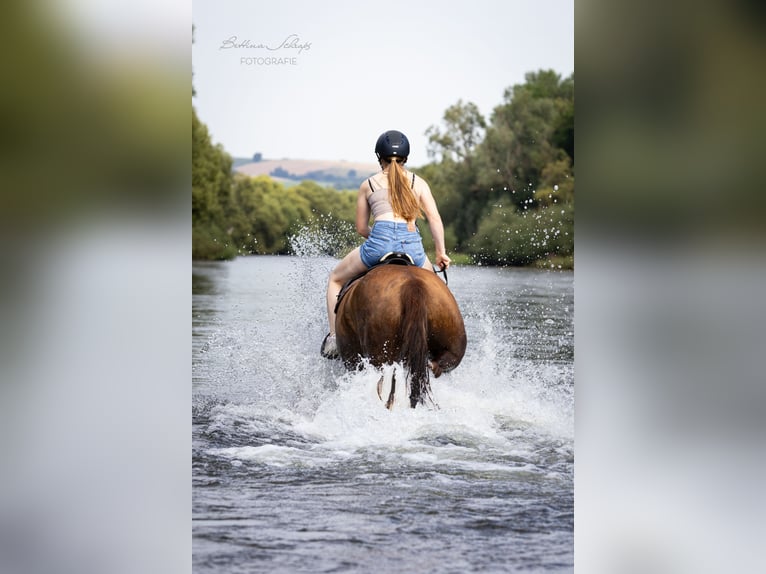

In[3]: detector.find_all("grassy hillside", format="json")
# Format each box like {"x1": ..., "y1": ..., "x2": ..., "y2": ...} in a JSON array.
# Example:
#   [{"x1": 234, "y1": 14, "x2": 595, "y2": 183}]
[{"x1": 234, "y1": 158, "x2": 380, "y2": 189}]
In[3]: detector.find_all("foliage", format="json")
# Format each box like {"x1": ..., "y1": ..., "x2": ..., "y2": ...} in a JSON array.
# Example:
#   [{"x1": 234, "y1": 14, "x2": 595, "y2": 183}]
[
  {"x1": 425, "y1": 100, "x2": 486, "y2": 163},
  {"x1": 470, "y1": 196, "x2": 574, "y2": 266},
  {"x1": 192, "y1": 106, "x2": 238, "y2": 259},
  {"x1": 233, "y1": 177, "x2": 357, "y2": 254},
  {"x1": 424, "y1": 69, "x2": 574, "y2": 267}
]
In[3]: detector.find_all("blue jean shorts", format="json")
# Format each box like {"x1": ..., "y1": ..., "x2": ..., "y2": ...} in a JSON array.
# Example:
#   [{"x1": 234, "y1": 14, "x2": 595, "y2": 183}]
[{"x1": 359, "y1": 221, "x2": 427, "y2": 268}]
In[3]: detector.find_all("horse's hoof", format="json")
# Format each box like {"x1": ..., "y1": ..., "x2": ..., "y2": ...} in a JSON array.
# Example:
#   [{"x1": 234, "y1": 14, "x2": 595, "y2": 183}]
[{"x1": 320, "y1": 333, "x2": 339, "y2": 359}]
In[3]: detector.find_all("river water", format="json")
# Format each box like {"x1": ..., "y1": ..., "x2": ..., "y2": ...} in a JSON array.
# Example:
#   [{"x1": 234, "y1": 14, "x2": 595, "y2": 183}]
[{"x1": 193, "y1": 254, "x2": 573, "y2": 573}]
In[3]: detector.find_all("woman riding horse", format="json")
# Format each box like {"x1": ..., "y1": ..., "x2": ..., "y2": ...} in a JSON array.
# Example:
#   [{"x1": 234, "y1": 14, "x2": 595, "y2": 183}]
[{"x1": 321, "y1": 130, "x2": 452, "y2": 358}]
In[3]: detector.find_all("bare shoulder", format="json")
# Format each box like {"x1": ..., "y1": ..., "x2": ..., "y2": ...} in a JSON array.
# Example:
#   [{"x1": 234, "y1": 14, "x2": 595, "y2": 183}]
[
  {"x1": 362, "y1": 172, "x2": 384, "y2": 192},
  {"x1": 358, "y1": 178, "x2": 372, "y2": 196},
  {"x1": 412, "y1": 172, "x2": 433, "y2": 196}
]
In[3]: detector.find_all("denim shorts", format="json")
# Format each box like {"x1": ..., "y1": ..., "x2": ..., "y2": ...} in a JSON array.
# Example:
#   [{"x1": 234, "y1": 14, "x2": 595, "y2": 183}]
[{"x1": 359, "y1": 221, "x2": 427, "y2": 267}]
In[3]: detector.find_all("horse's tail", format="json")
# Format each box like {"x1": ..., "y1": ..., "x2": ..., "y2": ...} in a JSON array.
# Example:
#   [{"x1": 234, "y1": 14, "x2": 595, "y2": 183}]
[{"x1": 398, "y1": 277, "x2": 432, "y2": 408}]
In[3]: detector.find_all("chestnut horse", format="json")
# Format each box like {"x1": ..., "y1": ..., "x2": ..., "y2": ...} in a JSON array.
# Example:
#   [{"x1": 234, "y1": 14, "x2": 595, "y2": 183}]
[{"x1": 334, "y1": 259, "x2": 466, "y2": 409}]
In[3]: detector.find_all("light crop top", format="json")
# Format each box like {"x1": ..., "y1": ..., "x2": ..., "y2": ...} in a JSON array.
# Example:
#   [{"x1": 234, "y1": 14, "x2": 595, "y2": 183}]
[{"x1": 367, "y1": 172, "x2": 418, "y2": 219}]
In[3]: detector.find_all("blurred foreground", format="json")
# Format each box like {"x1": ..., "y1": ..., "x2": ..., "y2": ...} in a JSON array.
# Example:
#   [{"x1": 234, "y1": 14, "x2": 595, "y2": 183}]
[
  {"x1": 577, "y1": 0, "x2": 766, "y2": 572},
  {"x1": 0, "y1": 1, "x2": 189, "y2": 573}
]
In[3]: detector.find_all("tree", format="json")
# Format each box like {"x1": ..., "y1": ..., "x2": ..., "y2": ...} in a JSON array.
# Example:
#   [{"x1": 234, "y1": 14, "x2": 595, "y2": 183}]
[
  {"x1": 467, "y1": 194, "x2": 573, "y2": 266},
  {"x1": 477, "y1": 71, "x2": 573, "y2": 208},
  {"x1": 417, "y1": 70, "x2": 574, "y2": 265},
  {"x1": 425, "y1": 100, "x2": 486, "y2": 163},
  {"x1": 192, "y1": 107, "x2": 239, "y2": 259}
]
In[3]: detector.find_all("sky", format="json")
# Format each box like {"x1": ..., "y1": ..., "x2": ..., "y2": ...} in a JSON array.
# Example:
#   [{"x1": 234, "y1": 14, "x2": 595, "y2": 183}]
[{"x1": 192, "y1": 0, "x2": 573, "y2": 166}]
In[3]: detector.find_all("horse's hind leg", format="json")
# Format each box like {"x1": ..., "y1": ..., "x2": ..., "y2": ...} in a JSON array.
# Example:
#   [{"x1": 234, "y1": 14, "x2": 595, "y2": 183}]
[
  {"x1": 386, "y1": 371, "x2": 396, "y2": 410},
  {"x1": 376, "y1": 370, "x2": 397, "y2": 410},
  {"x1": 430, "y1": 350, "x2": 463, "y2": 377},
  {"x1": 376, "y1": 375, "x2": 384, "y2": 401}
]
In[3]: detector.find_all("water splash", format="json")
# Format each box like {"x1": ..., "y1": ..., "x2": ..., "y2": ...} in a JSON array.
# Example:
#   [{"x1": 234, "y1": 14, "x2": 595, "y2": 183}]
[{"x1": 288, "y1": 214, "x2": 357, "y2": 258}]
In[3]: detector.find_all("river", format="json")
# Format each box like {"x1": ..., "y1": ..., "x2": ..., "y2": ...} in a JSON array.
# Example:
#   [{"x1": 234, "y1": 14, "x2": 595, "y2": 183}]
[{"x1": 193, "y1": 254, "x2": 573, "y2": 573}]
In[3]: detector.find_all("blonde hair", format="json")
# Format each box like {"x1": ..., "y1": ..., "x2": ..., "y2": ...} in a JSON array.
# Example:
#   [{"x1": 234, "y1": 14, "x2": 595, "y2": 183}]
[{"x1": 386, "y1": 158, "x2": 421, "y2": 221}]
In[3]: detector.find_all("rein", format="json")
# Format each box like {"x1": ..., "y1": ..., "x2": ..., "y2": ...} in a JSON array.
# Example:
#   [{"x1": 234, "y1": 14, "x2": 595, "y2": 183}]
[{"x1": 433, "y1": 263, "x2": 448, "y2": 286}]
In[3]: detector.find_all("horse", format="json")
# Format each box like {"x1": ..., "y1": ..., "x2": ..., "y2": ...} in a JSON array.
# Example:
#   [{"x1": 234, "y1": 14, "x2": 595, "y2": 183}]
[{"x1": 334, "y1": 255, "x2": 467, "y2": 409}]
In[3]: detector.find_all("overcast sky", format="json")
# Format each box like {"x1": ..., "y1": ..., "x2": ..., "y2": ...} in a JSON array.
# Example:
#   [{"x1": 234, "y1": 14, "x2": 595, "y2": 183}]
[{"x1": 192, "y1": 0, "x2": 573, "y2": 166}]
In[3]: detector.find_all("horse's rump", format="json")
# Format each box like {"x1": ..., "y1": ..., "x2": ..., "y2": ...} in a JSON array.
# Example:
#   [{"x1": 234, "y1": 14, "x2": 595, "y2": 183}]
[{"x1": 335, "y1": 264, "x2": 466, "y2": 408}]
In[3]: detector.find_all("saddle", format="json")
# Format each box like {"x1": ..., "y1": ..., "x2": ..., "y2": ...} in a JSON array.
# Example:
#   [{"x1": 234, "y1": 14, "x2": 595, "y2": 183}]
[{"x1": 334, "y1": 252, "x2": 414, "y2": 313}]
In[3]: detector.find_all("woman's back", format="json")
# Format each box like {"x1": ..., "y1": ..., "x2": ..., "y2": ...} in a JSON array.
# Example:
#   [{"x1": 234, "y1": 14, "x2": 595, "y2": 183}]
[{"x1": 366, "y1": 171, "x2": 419, "y2": 222}]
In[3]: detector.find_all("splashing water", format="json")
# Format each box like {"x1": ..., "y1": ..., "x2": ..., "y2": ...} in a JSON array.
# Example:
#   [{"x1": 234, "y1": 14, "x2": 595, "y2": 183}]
[{"x1": 288, "y1": 214, "x2": 358, "y2": 259}]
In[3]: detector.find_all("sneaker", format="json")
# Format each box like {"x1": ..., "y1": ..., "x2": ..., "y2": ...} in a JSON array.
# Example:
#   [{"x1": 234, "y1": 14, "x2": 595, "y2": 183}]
[{"x1": 320, "y1": 333, "x2": 339, "y2": 359}]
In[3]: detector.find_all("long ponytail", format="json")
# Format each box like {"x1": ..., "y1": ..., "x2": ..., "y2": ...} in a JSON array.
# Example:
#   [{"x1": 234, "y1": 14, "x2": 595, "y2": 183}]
[{"x1": 386, "y1": 159, "x2": 421, "y2": 221}]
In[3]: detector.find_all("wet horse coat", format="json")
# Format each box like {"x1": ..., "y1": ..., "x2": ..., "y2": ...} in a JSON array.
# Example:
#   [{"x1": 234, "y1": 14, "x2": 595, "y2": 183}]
[{"x1": 335, "y1": 262, "x2": 466, "y2": 408}]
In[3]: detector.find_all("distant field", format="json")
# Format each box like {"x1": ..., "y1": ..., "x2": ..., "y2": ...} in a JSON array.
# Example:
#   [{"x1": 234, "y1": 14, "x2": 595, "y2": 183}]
[
  {"x1": 231, "y1": 158, "x2": 381, "y2": 189},
  {"x1": 234, "y1": 158, "x2": 380, "y2": 183}
]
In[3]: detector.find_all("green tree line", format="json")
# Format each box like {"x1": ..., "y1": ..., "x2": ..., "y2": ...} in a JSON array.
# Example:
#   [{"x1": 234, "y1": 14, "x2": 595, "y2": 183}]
[
  {"x1": 192, "y1": 69, "x2": 573, "y2": 267},
  {"x1": 419, "y1": 70, "x2": 574, "y2": 267}
]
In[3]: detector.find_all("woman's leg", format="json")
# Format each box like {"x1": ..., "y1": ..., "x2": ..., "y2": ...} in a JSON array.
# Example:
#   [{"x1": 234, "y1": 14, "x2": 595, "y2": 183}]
[{"x1": 326, "y1": 247, "x2": 368, "y2": 335}]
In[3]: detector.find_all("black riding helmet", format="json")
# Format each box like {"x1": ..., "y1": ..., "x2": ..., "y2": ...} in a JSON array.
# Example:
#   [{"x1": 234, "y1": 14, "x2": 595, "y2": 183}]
[{"x1": 375, "y1": 130, "x2": 410, "y2": 163}]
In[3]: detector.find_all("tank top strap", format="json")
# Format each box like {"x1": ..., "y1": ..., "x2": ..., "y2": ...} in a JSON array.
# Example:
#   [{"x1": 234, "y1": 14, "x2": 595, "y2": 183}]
[{"x1": 369, "y1": 173, "x2": 414, "y2": 193}]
